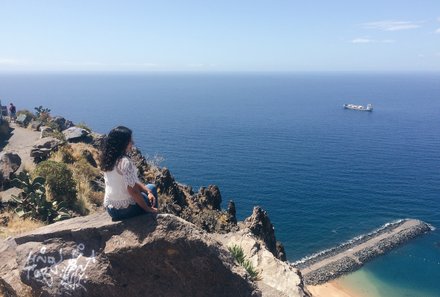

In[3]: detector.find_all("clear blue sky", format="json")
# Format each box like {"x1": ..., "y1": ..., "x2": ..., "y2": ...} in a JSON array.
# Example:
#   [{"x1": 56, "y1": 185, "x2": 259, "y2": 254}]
[{"x1": 1, "y1": 0, "x2": 439, "y2": 72}]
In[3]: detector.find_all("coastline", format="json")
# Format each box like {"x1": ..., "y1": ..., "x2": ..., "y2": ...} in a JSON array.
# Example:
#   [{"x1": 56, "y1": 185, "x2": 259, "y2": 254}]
[
  {"x1": 294, "y1": 219, "x2": 433, "y2": 285},
  {"x1": 308, "y1": 280, "x2": 363, "y2": 297}
]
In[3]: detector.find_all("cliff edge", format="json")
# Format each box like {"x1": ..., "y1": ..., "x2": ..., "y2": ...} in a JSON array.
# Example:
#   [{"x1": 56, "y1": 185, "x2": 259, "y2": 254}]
[{"x1": 0, "y1": 212, "x2": 260, "y2": 297}]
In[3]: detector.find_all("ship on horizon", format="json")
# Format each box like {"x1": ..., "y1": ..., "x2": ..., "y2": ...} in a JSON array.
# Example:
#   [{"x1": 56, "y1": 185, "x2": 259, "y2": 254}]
[{"x1": 343, "y1": 103, "x2": 373, "y2": 111}]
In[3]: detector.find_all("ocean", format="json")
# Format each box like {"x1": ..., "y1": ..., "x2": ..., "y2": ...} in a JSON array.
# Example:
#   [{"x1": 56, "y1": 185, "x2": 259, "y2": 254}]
[{"x1": 1, "y1": 72, "x2": 439, "y2": 296}]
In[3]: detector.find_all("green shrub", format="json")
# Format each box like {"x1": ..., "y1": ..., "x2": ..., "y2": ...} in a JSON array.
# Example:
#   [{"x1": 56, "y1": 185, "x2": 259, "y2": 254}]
[
  {"x1": 34, "y1": 160, "x2": 77, "y2": 206},
  {"x1": 228, "y1": 244, "x2": 246, "y2": 264},
  {"x1": 72, "y1": 158, "x2": 100, "y2": 182},
  {"x1": 228, "y1": 245, "x2": 261, "y2": 281},
  {"x1": 11, "y1": 172, "x2": 70, "y2": 223},
  {"x1": 242, "y1": 259, "x2": 261, "y2": 281}
]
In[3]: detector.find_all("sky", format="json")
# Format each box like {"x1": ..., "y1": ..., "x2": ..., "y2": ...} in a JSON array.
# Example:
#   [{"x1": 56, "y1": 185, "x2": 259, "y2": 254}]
[{"x1": 1, "y1": 0, "x2": 439, "y2": 72}]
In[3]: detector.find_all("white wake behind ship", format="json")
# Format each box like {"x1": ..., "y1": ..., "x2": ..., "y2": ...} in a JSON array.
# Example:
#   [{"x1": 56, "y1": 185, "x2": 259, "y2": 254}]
[{"x1": 343, "y1": 103, "x2": 373, "y2": 112}]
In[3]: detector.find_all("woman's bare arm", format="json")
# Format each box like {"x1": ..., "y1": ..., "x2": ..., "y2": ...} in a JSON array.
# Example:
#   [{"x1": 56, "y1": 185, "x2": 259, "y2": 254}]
[
  {"x1": 135, "y1": 182, "x2": 156, "y2": 206},
  {"x1": 127, "y1": 185, "x2": 158, "y2": 213}
]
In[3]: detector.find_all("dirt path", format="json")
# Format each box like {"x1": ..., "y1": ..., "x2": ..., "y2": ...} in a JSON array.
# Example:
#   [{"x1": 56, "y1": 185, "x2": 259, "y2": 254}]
[{"x1": 2, "y1": 123, "x2": 40, "y2": 171}]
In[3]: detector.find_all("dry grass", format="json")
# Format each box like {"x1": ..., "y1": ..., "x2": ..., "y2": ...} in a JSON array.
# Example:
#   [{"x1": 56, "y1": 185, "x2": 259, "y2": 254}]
[
  {"x1": 70, "y1": 142, "x2": 100, "y2": 165},
  {"x1": 0, "y1": 212, "x2": 44, "y2": 239},
  {"x1": 88, "y1": 191, "x2": 104, "y2": 206},
  {"x1": 47, "y1": 142, "x2": 104, "y2": 215}
]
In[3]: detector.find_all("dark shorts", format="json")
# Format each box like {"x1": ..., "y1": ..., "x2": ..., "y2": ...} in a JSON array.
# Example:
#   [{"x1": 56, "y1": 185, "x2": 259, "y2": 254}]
[{"x1": 106, "y1": 184, "x2": 158, "y2": 221}]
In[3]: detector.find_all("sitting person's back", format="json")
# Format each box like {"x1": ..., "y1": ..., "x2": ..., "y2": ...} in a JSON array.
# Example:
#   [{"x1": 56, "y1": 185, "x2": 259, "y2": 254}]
[{"x1": 100, "y1": 126, "x2": 158, "y2": 220}]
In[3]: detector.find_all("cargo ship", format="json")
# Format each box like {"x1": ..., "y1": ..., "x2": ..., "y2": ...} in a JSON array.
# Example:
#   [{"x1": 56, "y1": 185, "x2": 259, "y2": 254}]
[{"x1": 343, "y1": 103, "x2": 373, "y2": 111}]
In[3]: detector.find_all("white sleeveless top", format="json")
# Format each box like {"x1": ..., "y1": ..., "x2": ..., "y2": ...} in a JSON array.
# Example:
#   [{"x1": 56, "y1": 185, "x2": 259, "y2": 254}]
[{"x1": 103, "y1": 156, "x2": 140, "y2": 209}]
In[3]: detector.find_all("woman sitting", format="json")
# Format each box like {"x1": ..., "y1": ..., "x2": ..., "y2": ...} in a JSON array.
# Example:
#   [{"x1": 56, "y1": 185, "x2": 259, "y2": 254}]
[{"x1": 100, "y1": 126, "x2": 158, "y2": 220}]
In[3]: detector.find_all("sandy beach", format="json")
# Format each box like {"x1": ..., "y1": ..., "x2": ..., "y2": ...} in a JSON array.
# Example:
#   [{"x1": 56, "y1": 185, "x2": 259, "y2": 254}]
[{"x1": 307, "y1": 280, "x2": 365, "y2": 297}]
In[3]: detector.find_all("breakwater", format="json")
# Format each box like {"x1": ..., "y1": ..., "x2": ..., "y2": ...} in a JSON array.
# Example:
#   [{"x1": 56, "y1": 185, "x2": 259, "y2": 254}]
[{"x1": 291, "y1": 219, "x2": 434, "y2": 285}]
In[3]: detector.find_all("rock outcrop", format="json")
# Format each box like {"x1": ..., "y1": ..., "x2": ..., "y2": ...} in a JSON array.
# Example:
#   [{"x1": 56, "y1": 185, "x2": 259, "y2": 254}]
[
  {"x1": 49, "y1": 117, "x2": 74, "y2": 131},
  {"x1": 62, "y1": 127, "x2": 91, "y2": 143},
  {"x1": 30, "y1": 137, "x2": 62, "y2": 163},
  {"x1": 0, "y1": 212, "x2": 261, "y2": 297},
  {"x1": 0, "y1": 152, "x2": 21, "y2": 190},
  {"x1": 214, "y1": 212, "x2": 311, "y2": 297},
  {"x1": 244, "y1": 206, "x2": 287, "y2": 261}
]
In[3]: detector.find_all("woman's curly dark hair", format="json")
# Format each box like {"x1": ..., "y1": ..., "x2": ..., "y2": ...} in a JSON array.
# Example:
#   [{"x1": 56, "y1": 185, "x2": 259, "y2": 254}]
[{"x1": 100, "y1": 126, "x2": 132, "y2": 171}]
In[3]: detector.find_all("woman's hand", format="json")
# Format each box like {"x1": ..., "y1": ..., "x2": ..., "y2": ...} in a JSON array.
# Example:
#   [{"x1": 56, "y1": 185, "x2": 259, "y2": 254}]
[{"x1": 148, "y1": 192, "x2": 156, "y2": 208}]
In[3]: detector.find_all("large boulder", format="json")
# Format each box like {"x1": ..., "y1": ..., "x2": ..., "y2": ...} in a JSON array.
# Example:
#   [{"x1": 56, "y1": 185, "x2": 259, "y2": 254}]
[
  {"x1": 0, "y1": 152, "x2": 21, "y2": 190},
  {"x1": 62, "y1": 127, "x2": 91, "y2": 143},
  {"x1": 30, "y1": 137, "x2": 62, "y2": 163},
  {"x1": 0, "y1": 212, "x2": 260, "y2": 297},
  {"x1": 49, "y1": 116, "x2": 74, "y2": 131}
]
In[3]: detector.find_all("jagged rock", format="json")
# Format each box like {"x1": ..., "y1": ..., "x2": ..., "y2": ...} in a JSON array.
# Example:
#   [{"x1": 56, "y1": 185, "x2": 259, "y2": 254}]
[
  {"x1": 130, "y1": 147, "x2": 152, "y2": 179},
  {"x1": 30, "y1": 137, "x2": 62, "y2": 163},
  {"x1": 244, "y1": 206, "x2": 286, "y2": 261},
  {"x1": 214, "y1": 229, "x2": 311, "y2": 297},
  {"x1": 62, "y1": 127, "x2": 91, "y2": 143},
  {"x1": 0, "y1": 152, "x2": 21, "y2": 190},
  {"x1": 196, "y1": 185, "x2": 222, "y2": 211},
  {"x1": 49, "y1": 116, "x2": 74, "y2": 131},
  {"x1": 151, "y1": 168, "x2": 238, "y2": 233},
  {"x1": 228, "y1": 200, "x2": 237, "y2": 224},
  {"x1": 0, "y1": 212, "x2": 261, "y2": 297},
  {"x1": 39, "y1": 126, "x2": 53, "y2": 138},
  {"x1": 276, "y1": 241, "x2": 287, "y2": 262},
  {"x1": 155, "y1": 167, "x2": 187, "y2": 208}
]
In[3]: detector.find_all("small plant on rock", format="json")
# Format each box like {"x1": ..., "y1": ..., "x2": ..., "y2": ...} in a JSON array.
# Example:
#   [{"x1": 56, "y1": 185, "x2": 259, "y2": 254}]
[
  {"x1": 228, "y1": 244, "x2": 261, "y2": 281},
  {"x1": 11, "y1": 172, "x2": 70, "y2": 223}
]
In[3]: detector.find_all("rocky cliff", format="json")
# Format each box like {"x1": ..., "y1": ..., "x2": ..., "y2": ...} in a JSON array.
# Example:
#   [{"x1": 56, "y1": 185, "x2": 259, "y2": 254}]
[
  {"x1": 0, "y1": 120, "x2": 311, "y2": 297},
  {"x1": 0, "y1": 212, "x2": 260, "y2": 297},
  {"x1": 0, "y1": 210, "x2": 311, "y2": 297}
]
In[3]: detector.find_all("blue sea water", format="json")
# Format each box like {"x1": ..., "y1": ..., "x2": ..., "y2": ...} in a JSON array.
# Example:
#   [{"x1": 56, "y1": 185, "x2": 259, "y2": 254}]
[{"x1": 1, "y1": 72, "x2": 439, "y2": 296}]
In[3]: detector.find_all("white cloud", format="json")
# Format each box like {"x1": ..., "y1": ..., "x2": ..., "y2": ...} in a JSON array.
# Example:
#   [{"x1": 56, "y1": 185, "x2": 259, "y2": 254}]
[
  {"x1": 363, "y1": 20, "x2": 422, "y2": 31},
  {"x1": 435, "y1": 28, "x2": 440, "y2": 34},
  {"x1": 351, "y1": 38, "x2": 395, "y2": 44}
]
